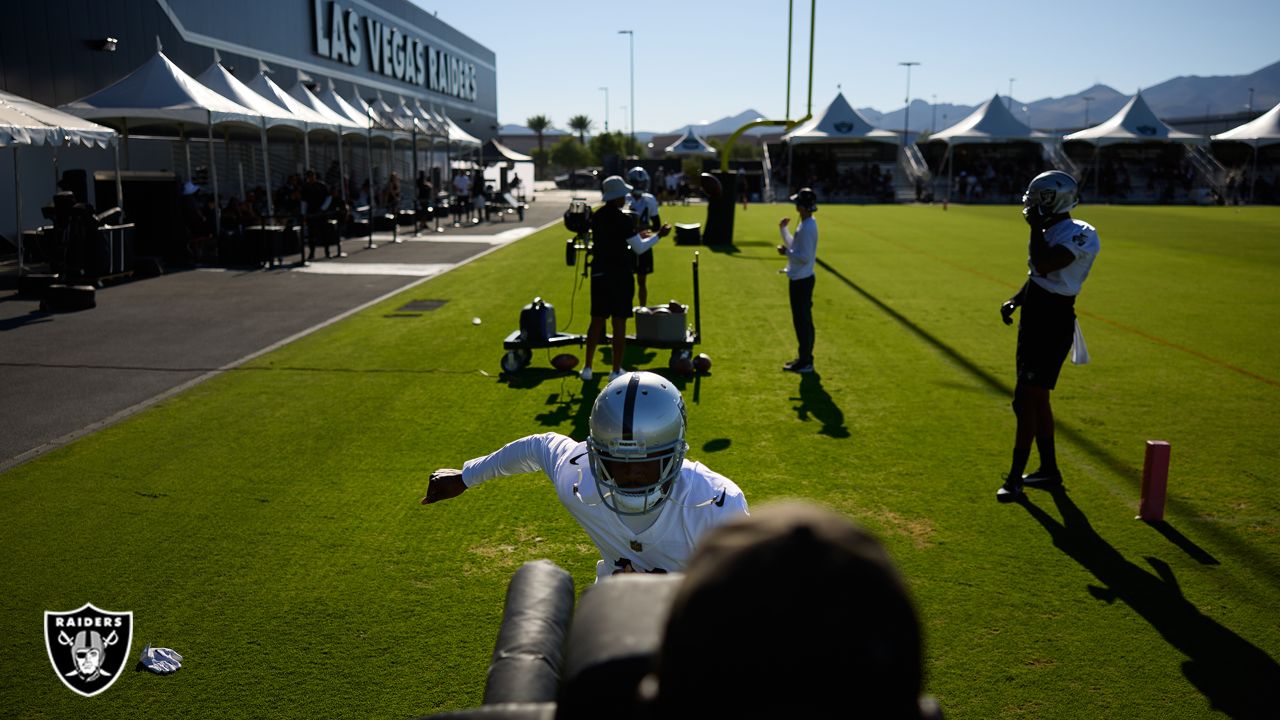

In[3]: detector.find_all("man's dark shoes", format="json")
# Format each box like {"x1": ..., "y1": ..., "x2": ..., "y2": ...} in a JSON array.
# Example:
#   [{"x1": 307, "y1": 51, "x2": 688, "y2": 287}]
[
  {"x1": 783, "y1": 359, "x2": 814, "y2": 374},
  {"x1": 1022, "y1": 468, "x2": 1063, "y2": 490},
  {"x1": 996, "y1": 475, "x2": 1025, "y2": 503}
]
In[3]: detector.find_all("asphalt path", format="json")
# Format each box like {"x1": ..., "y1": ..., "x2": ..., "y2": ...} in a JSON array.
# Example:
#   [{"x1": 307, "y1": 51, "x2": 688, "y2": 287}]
[{"x1": 0, "y1": 188, "x2": 596, "y2": 471}]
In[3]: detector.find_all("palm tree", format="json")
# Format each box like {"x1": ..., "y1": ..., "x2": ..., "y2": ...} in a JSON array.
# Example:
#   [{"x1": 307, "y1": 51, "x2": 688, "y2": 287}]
[
  {"x1": 526, "y1": 114, "x2": 552, "y2": 155},
  {"x1": 568, "y1": 114, "x2": 593, "y2": 145}
]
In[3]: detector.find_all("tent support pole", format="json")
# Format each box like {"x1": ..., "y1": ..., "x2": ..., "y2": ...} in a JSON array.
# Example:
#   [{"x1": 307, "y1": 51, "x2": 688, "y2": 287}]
[
  {"x1": 208, "y1": 111, "x2": 220, "y2": 239},
  {"x1": 14, "y1": 147, "x2": 23, "y2": 277},
  {"x1": 260, "y1": 118, "x2": 275, "y2": 218},
  {"x1": 113, "y1": 139, "x2": 124, "y2": 220}
]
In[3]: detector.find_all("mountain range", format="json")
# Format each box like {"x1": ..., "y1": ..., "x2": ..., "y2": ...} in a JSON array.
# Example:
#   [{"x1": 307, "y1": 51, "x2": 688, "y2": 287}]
[{"x1": 500, "y1": 60, "x2": 1279, "y2": 139}]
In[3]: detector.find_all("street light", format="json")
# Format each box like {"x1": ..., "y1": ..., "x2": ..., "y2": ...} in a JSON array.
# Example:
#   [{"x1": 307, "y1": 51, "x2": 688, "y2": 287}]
[
  {"x1": 1082, "y1": 95, "x2": 1094, "y2": 127},
  {"x1": 618, "y1": 30, "x2": 635, "y2": 143},
  {"x1": 599, "y1": 87, "x2": 609, "y2": 132},
  {"x1": 1007, "y1": 77, "x2": 1016, "y2": 109},
  {"x1": 898, "y1": 61, "x2": 919, "y2": 147}
]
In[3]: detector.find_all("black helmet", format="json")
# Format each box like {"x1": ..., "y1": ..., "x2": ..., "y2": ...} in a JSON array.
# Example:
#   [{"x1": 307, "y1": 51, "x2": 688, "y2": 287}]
[{"x1": 790, "y1": 188, "x2": 818, "y2": 212}]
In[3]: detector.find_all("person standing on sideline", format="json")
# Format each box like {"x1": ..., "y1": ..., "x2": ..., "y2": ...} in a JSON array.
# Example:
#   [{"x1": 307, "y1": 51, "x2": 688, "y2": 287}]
[
  {"x1": 777, "y1": 188, "x2": 819, "y2": 374},
  {"x1": 997, "y1": 171, "x2": 1100, "y2": 503},
  {"x1": 582, "y1": 176, "x2": 670, "y2": 382},
  {"x1": 624, "y1": 166, "x2": 665, "y2": 307}
]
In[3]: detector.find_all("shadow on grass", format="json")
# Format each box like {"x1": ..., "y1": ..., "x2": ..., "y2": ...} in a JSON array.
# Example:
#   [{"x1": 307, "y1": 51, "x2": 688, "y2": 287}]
[
  {"x1": 815, "y1": 257, "x2": 1279, "y2": 579},
  {"x1": 790, "y1": 372, "x2": 850, "y2": 438},
  {"x1": 1022, "y1": 489, "x2": 1280, "y2": 719}
]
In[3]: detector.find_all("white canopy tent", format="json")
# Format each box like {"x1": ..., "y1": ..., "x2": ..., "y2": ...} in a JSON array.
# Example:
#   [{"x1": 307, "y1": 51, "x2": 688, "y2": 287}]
[
  {"x1": 664, "y1": 127, "x2": 717, "y2": 157},
  {"x1": 782, "y1": 92, "x2": 899, "y2": 198},
  {"x1": 1211, "y1": 101, "x2": 1280, "y2": 201},
  {"x1": 927, "y1": 95, "x2": 1053, "y2": 202},
  {"x1": 1, "y1": 89, "x2": 119, "y2": 275},
  {"x1": 246, "y1": 67, "x2": 336, "y2": 174},
  {"x1": 289, "y1": 79, "x2": 363, "y2": 203},
  {"x1": 196, "y1": 59, "x2": 305, "y2": 217},
  {"x1": 61, "y1": 47, "x2": 262, "y2": 234},
  {"x1": 1064, "y1": 92, "x2": 1208, "y2": 201},
  {"x1": 1064, "y1": 93, "x2": 1204, "y2": 146},
  {"x1": 783, "y1": 93, "x2": 898, "y2": 144}
]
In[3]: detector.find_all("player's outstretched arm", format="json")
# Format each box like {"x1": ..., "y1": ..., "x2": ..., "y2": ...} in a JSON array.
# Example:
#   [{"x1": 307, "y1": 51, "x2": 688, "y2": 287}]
[{"x1": 422, "y1": 468, "x2": 467, "y2": 504}]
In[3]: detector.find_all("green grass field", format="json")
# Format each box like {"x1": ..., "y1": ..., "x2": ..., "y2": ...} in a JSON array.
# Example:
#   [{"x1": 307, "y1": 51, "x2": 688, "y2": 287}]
[{"x1": 2, "y1": 204, "x2": 1277, "y2": 718}]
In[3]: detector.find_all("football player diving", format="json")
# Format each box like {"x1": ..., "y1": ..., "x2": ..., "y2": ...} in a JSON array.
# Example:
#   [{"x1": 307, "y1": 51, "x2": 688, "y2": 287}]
[{"x1": 422, "y1": 371, "x2": 748, "y2": 582}]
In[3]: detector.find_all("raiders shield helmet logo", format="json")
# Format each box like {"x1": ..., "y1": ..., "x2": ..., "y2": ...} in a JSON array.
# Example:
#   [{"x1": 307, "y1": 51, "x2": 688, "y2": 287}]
[{"x1": 45, "y1": 603, "x2": 133, "y2": 697}]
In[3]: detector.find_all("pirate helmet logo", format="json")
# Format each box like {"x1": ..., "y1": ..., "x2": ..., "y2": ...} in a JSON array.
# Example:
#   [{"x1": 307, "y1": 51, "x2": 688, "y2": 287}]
[
  {"x1": 45, "y1": 603, "x2": 133, "y2": 697},
  {"x1": 833, "y1": 121, "x2": 854, "y2": 133}
]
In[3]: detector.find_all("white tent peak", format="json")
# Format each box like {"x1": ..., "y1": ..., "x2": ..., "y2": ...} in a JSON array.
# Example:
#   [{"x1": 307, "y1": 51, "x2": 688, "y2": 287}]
[
  {"x1": 1064, "y1": 92, "x2": 1204, "y2": 146},
  {"x1": 61, "y1": 50, "x2": 260, "y2": 127},
  {"x1": 665, "y1": 126, "x2": 716, "y2": 156},
  {"x1": 246, "y1": 70, "x2": 332, "y2": 128},
  {"x1": 929, "y1": 94, "x2": 1048, "y2": 145},
  {"x1": 783, "y1": 92, "x2": 898, "y2": 145},
  {"x1": 196, "y1": 61, "x2": 304, "y2": 131},
  {"x1": 1212, "y1": 102, "x2": 1280, "y2": 148}
]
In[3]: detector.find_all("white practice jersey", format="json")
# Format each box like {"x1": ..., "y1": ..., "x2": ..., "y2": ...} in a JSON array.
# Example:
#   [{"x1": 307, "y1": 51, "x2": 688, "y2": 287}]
[
  {"x1": 780, "y1": 216, "x2": 818, "y2": 280},
  {"x1": 625, "y1": 193, "x2": 661, "y2": 231},
  {"x1": 461, "y1": 432, "x2": 748, "y2": 582},
  {"x1": 1029, "y1": 218, "x2": 1100, "y2": 296}
]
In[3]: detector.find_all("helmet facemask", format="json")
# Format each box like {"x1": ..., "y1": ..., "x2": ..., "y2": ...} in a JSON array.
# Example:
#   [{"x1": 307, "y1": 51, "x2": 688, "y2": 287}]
[{"x1": 586, "y1": 372, "x2": 689, "y2": 516}]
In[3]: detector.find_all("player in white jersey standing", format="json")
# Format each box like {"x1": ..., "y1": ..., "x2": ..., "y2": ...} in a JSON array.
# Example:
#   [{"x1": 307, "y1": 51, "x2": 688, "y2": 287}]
[
  {"x1": 997, "y1": 171, "x2": 1100, "y2": 503},
  {"x1": 421, "y1": 371, "x2": 748, "y2": 582},
  {"x1": 778, "y1": 188, "x2": 819, "y2": 374},
  {"x1": 624, "y1": 166, "x2": 665, "y2": 307}
]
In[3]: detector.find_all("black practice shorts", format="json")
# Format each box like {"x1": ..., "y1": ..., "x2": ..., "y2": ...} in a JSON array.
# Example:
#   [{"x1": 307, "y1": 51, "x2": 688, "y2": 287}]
[
  {"x1": 591, "y1": 273, "x2": 635, "y2": 319},
  {"x1": 632, "y1": 247, "x2": 654, "y2": 275},
  {"x1": 1016, "y1": 281, "x2": 1076, "y2": 390}
]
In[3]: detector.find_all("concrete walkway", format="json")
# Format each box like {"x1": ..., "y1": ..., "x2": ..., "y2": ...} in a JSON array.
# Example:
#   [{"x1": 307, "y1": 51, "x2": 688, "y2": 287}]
[{"x1": 0, "y1": 188, "x2": 597, "y2": 471}]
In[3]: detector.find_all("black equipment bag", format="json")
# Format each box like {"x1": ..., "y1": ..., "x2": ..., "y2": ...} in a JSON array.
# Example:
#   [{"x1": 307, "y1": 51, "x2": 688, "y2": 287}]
[{"x1": 519, "y1": 297, "x2": 556, "y2": 343}]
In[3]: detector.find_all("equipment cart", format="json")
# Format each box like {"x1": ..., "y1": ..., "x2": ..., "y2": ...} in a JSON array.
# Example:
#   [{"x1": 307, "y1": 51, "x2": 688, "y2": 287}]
[{"x1": 499, "y1": 252, "x2": 703, "y2": 374}]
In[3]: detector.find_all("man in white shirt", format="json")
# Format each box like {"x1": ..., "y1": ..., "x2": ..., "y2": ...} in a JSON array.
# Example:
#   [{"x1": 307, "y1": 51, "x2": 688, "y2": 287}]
[
  {"x1": 997, "y1": 171, "x2": 1100, "y2": 503},
  {"x1": 452, "y1": 171, "x2": 472, "y2": 224},
  {"x1": 777, "y1": 188, "x2": 819, "y2": 374},
  {"x1": 421, "y1": 371, "x2": 748, "y2": 582},
  {"x1": 624, "y1": 166, "x2": 666, "y2": 307}
]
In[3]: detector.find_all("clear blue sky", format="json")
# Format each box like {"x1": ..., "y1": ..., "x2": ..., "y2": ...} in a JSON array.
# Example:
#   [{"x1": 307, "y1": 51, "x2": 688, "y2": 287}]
[{"x1": 413, "y1": 0, "x2": 1279, "y2": 133}]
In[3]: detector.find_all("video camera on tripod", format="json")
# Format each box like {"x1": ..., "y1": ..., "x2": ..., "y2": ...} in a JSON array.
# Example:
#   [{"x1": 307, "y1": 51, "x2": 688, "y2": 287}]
[{"x1": 563, "y1": 198, "x2": 592, "y2": 270}]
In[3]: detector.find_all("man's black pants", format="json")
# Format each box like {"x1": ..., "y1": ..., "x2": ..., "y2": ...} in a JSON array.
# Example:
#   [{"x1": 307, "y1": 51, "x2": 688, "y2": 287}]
[{"x1": 789, "y1": 274, "x2": 815, "y2": 365}]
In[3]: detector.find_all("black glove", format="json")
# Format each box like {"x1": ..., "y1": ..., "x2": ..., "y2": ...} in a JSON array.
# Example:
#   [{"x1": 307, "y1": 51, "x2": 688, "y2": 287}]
[
  {"x1": 1022, "y1": 205, "x2": 1045, "y2": 228},
  {"x1": 1001, "y1": 300, "x2": 1018, "y2": 326}
]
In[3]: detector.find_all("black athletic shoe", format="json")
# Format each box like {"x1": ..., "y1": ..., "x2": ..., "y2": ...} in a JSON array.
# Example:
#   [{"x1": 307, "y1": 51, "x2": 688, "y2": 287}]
[
  {"x1": 1022, "y1": 468, "x2": 1064, "y2": 489},
  {"x1": 782, "y1": 358, "x2": 801, "y2": 371},
  {"x1": 996, "y1": 475, "x2": 1025, "y2": 503}
]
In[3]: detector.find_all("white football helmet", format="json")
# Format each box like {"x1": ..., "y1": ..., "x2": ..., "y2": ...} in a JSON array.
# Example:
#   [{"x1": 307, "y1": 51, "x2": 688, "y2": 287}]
[
  {"x1": 1022, "y1": 170, "x2": 1079, "y2": 216},
  {"x1": 626, "y1": 166, "x2": 650, "y2": 194},
  {"x1": 587, "y1": 371, "x2": 688, "y2": 516}
]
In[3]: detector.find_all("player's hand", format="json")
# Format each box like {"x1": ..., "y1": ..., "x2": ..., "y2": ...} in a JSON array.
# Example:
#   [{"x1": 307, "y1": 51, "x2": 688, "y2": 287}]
[
  {"x1": 776, "y1": 244, "x2": 787, "y2": 256},
  {"x1": 422, "y1": 469, "x2": 467, "y2": 504},
  {"x1": 779, "y1": 217, "x2": 791, "y2": 229},
  {"x1": 1000, "y1": 300, "x2": 1018, "y2": 326},
  {"x1": 657, "y1": 223, "x2": 671, "y2": 238},
  {"x1": 1023, "y1": 205, "x2": 1045, "y2": 228}
]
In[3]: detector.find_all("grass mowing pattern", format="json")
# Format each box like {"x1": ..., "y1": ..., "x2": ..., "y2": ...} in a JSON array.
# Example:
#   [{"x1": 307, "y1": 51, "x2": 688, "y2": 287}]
[{"x1": 1, "y1": 204, "x2": 1277, "y2": 718}]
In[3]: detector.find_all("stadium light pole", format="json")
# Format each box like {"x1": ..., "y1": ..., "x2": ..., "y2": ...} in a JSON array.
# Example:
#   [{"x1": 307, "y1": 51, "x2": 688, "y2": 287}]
[
  {"x1": 619, "y1": 30, "x2": 635, "y2": 144},
  {"x1": 898, "y1": 61, "x2": 919, "y2": 148},
  {"x1": 1007, "y1": 78, "x2": 1016, "y2": 109},
  {"x1": 1083, "y1": 95, "x2": 1094, "y2": 127},
  {"x1": 599, "y1": 87, "x2": 609, "y2": 132}
]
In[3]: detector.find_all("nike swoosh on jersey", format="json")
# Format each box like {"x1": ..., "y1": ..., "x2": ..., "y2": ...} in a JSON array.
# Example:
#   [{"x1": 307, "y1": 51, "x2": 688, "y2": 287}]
[
  {"x1": 714, "y1": 489, "x2": 727, "y2": 507},
  {"x1": 569, "y1": 452, "x2": 587, "y2": 465}
]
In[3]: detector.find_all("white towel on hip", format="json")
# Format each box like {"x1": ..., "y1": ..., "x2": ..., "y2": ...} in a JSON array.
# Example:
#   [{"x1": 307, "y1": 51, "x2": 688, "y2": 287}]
[{"x1": 1070, "y1": 319, "x2": 1090, "y2": 365}]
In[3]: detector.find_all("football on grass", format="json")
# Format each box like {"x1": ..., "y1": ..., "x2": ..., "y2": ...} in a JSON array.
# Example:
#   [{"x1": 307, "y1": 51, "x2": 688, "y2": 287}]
[
  {"x1": 551, "y1": 353, "x2": 579, "y2": 371},
  {"x1": 693, "y1": 353, "x2": 712, "y2": 373}
]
